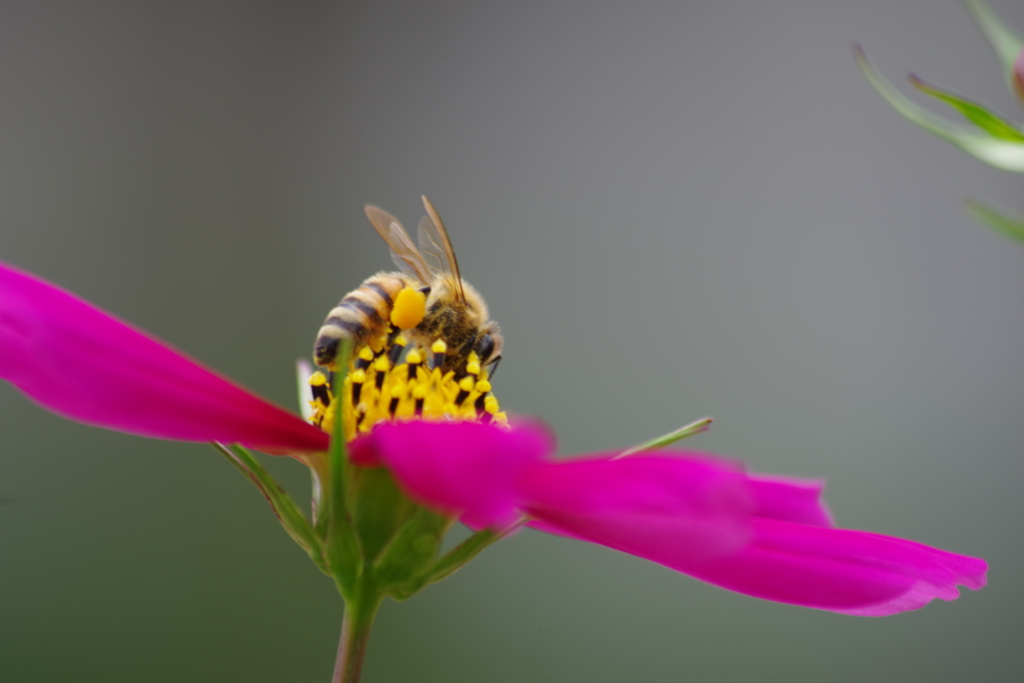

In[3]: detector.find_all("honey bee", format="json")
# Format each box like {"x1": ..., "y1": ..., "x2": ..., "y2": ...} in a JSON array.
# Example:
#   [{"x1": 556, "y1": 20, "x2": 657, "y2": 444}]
[{"x1": 314, "y1": 196, "x2": 502, "y2": 375}]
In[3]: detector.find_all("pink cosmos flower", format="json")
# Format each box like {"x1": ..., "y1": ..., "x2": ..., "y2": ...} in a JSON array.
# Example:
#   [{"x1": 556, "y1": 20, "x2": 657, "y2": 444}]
[{"x1": 0, "y1": 260, "x2": 987, "y2": 617}]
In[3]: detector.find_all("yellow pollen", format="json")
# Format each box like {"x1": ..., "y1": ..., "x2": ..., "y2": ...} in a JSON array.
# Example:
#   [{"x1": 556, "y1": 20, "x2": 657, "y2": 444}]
[
  {"x1": 308, "y1": 332, "x2": 508, "y2": 439},
  {"x1": 390, "y1": 287, "x2": 427, "y2": 329}
]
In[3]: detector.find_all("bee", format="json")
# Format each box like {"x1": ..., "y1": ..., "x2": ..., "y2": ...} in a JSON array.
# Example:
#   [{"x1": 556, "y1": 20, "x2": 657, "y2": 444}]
[{"x1": 314, "y1": 195, "x2": 502, "y2": 376}]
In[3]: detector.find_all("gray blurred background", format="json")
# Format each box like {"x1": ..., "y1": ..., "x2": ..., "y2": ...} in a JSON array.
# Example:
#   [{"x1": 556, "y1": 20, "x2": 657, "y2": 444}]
[{"x1": 1, "y1": 1, "x2": 1021, "y2": 681}]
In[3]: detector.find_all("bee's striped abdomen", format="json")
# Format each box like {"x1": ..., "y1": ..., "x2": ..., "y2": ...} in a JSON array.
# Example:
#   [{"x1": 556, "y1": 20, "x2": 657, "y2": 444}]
[{"x1": 314, "y1": 273, "x2": 410, "y2": 367}]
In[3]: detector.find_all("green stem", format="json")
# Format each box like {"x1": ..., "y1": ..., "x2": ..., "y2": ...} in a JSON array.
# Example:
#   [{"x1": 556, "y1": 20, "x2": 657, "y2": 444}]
[{"x1": 332, "y1": 583, "x2": 384, "y2": 683}]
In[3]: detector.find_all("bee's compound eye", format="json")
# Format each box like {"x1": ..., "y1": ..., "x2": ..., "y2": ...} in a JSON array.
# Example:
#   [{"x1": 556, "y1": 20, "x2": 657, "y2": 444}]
[
  {"x1": 417, "y1": 285, "x2": 431, "y2": 296},
  {"x1": 476, "y1": 334, "x2": 496, "y2": 364}
]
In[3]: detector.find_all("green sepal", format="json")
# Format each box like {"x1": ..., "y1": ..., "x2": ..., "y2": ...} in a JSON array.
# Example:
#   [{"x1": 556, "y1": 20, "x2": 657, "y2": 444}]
[
  {"x1": 213, "y1": 442, "x2": 327, "y2": 574},
  {"x1": 324, "y1": 340, "x2": 363, "y2": 599},
  {"x1": 618, "y1": 417, "x2": 713, "y2": 457},
  {"x1": 909, "y1": 75, "x2": 1024, "y2": 142},
  {"x1": 964, "y1": 0, "x2": 1024, "y2": 99},
  {"x1": 965, "y1": 198, "x2": 1024, "y2": 242},
  {"x1": 855, "y1": 46, "x2": 1024, "y2": 171},
  {"x1": 372, "y1": 506, "x2": 455, "y2": 593},
  {"x1": 389, "y1": 527, "x2": 503, "y2": 601},
  {"x1": 349, "y1": 466, "x2": 420, "y2": 563}
]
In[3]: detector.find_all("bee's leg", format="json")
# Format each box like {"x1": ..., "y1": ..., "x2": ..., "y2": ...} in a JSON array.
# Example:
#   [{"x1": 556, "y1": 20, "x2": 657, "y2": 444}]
[{"x1": 386, "y1": 324, "x2": 400, "y2": 349}]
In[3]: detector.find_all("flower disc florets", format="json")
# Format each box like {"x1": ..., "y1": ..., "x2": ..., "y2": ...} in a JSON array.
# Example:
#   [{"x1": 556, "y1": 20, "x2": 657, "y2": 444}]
[{"x1": 307, "y1": 333, "x2": 507, "y2": 438}]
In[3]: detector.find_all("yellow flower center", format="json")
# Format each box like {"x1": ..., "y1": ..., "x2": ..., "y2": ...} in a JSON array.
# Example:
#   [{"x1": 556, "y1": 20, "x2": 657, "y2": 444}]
[{"x1": 307, "y1": 334, "x2": 507, "y2": 440}]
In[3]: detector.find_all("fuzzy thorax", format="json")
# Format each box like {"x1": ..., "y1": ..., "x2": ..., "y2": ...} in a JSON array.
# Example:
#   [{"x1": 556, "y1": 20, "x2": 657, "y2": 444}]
[{"x1": 308, "y1": 334, "x2": 507, "y2": 440}]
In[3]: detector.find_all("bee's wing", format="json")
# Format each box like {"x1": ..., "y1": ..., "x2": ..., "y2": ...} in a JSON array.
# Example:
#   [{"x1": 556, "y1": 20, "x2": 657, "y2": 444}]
[
  {"x1": 416, "y1": 218, "x2": 446, "y2": 277},
  {"x1": 418, "y1": 195, "x2": 465, "y2": 301},
  {"x1": 364, "y1": 205, "x2": 432, "y2": 284}
]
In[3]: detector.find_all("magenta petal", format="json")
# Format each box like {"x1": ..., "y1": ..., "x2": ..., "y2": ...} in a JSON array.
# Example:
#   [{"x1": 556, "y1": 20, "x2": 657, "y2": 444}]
[
  {"x1": 347, "y1": 432, "x2": 384, "y2": 467},
  {"x1": 0, "y1": 262, "x2": 328, "y2": 454},
  {"x1": 366, "y1": 420, "x2": 553, "y2": 528},
  {"x1": 748, "y1": 474, "x2": 834, "y2": 527},
  {"x1": 521, "y1": 455, "x2": 755, "y2": 562},
  {"x1": 666, "y1": 518, "x2": 987, "y2": 615}
]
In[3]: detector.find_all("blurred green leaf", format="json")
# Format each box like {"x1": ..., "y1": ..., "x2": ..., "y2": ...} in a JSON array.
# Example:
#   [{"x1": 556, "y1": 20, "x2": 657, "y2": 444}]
[
  {"x1": 910, "y1": 75, "x2": 1024, "y2": 141},
  {"x1": 325, "y1": 340, "x2": 362, "y2": 598},
  {"x1": 964, "y1": 198, "x2": 1024, "y2": 242},
  {"x1": 964, "y1": 0, "x2": 1024, "y2": 98},
  {"x1": 856, "y1": 46, "x2": 1024, "y2": 171}
]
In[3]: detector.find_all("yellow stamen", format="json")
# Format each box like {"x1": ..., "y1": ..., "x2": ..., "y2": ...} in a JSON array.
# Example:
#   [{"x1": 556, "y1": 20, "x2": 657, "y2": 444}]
[
  {"x1": 355, "y1": 346, "x2": 375, "y2": 370},
  {"x1": 308, "y1": 331, "x2": 508, "y2": 439},
  {"x1": 387, "y1": 334, "x2": 408, "y2": 364}
]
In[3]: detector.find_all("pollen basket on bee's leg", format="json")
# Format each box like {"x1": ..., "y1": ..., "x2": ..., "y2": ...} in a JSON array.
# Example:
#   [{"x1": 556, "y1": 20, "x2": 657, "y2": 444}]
[
  {"x1": 389, "y1": 286, "x2": 427, "y2": 330},
  {"x1": 307, "y1": 331, "x2": 507, "y2": 440}
]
